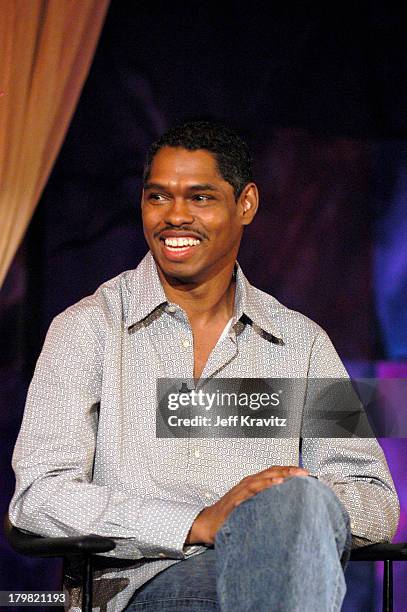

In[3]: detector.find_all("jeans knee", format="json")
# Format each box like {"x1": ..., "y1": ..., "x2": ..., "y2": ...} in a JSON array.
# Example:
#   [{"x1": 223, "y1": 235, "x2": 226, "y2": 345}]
[
  {"x1": 215, "y1": 475, "x2": 351, "y2": 585},
  {"x1": 276, "y1": 475, "x2": 339, "y2": 507},
  {"x1": 246, "y1": 475, "x2": 329, "y2": 507},
  {"x1": 223, "y1": 475, "x2": 343, "y2": 535}
]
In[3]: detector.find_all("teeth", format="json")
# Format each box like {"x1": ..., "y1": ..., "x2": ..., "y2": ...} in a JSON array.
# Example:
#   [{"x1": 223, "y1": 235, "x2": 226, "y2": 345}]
[{"x1": 164, "y1": 237, "x2": 200, "y2": 247}]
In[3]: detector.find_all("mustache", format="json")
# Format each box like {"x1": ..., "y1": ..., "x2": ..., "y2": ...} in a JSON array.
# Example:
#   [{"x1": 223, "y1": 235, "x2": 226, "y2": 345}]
[{"x1": 155, "y1": 226, "x2": 208, "y2": 240}]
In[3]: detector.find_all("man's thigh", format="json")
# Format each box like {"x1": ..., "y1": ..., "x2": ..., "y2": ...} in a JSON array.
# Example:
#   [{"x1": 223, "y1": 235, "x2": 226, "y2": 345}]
[{"x1": 125, "y1": 549, "x2": 219, "y2": 611}]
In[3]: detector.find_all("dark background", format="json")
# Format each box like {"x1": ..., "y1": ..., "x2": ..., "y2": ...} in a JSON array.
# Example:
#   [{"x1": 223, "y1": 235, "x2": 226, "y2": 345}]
[{"x1": 1, "y1": 3, "x2": 407, "y2": 610}]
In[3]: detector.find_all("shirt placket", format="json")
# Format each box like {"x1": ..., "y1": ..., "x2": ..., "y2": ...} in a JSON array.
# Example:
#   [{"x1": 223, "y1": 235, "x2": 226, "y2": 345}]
[
  {"x1": 190, "y1": 322, "x2": 240, "y2": 502},
  {"x1": 162, "y1": 305, "x2": 240, "y2": 502}
]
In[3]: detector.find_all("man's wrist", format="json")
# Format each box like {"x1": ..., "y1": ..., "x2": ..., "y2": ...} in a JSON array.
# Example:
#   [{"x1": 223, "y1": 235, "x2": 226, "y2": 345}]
[{"x1": 185, "y1": 508, "x2": 211, "y2": 545}]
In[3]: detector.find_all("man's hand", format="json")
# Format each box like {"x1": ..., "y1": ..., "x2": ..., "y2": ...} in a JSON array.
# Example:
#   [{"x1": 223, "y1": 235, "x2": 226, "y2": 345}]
[{"x1": 186, "y1": 466, "x2": 309, "y2": 546}]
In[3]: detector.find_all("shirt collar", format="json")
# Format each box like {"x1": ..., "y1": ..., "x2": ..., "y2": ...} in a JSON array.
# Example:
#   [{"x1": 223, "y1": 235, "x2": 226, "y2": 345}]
[
  {"x1": 126, "y1": 252, "x2": 168, "y2": 326},
  {"x1": 233, "y1": 262, "x2": 283, "y2": 340},
  {"x1": 126, "y1": 251, "x2": 283, "y2": 340}
]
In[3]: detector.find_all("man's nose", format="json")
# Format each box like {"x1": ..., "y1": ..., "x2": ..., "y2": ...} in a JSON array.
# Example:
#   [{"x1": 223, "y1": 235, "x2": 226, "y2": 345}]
[{"x1": 164, "y1": 198, "x2": 194, "y2": 226}]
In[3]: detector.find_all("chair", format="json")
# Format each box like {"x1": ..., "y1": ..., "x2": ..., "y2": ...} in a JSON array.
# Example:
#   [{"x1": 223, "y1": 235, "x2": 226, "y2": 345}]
[
  {"x1": 350, "y1": 542, "x2": 407, "y2": 612},
  {"x1": 4, "y1": 514, "x2": 407, "y2": 612},
  {"x1": 3, "y1": 515, "x2": 115, "y2": 612}
]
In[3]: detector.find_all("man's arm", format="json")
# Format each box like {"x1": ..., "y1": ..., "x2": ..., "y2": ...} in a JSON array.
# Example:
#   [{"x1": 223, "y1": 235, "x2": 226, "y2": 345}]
[
  {"x1": 302, "y1": 330, "x2": 400, "y2": 546},
  {"x1": 9, "y1": 308, "x2": 205, "y2": 560}
]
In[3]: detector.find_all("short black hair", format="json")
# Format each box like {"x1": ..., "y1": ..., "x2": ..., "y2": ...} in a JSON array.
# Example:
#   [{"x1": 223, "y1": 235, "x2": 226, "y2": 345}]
[{"x1": 143, "y1": 120, "x2": 252, "y2": 198}]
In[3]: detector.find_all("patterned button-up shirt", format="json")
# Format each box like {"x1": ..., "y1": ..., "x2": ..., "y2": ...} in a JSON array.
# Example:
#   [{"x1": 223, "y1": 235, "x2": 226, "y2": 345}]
[{"x1": 10, "y1": 252, "x2": 399, "y2": 611}]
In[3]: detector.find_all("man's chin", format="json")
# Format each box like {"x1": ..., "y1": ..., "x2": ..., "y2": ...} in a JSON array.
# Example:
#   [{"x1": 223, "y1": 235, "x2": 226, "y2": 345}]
[
  {"x1": 152, "y1": 253, "x2": 201, "y2": 284},
  {"x1": 161, "y1": 267, "x2": 202, "y2": 286}
]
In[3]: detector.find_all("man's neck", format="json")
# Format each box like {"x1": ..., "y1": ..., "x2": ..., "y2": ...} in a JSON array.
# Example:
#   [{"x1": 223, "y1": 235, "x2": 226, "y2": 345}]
[{"x1": 158, "y1": 264, "x2": 236, "y2": 327}]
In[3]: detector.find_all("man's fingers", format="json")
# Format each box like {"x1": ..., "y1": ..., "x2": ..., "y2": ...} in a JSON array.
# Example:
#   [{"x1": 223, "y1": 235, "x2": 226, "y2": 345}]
[
  {"x1": 233, "y1": 477, "x2": 284, "y2": 507},
  {"x1": 258, "y1": 465, "x2": 309, "y2": 477},
  {"x1": 239, "y1": 467, "x2": 308, "y2": 487},
  {"x1": 234, "y1": 492, "x2": 256, "y2": 507},
  {"x1": 229, "y1": 466, "x2": 309, "y2": 500},
  {"x1": 269, "y1": 465, "x2": 308, "y2": 474}
]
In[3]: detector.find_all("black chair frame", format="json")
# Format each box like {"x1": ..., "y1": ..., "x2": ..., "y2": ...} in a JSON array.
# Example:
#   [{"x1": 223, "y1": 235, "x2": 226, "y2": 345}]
[
  {"x1": 4, "y1": 515, "x2": 115, "y2": 612},
  {"x1": 4, "y1": 515, "x2": 407, "y2": 612}
]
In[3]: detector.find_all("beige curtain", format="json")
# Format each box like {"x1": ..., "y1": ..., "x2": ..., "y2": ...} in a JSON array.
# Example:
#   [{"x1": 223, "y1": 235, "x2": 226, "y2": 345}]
[{"x1": 0, "y1": 0, "x2": 109, "y2": 287}]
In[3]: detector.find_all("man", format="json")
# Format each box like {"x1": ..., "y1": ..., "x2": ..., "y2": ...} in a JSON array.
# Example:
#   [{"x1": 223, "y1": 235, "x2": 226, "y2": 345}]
[{"x1": 10, "y1": 121, "x2": 399, "y2": 611}]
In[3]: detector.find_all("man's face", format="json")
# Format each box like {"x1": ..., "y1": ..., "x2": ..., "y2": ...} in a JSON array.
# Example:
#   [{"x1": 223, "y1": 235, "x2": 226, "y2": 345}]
[{"x1": 142, "y1": 146, "x2": 254, "y2": 284}]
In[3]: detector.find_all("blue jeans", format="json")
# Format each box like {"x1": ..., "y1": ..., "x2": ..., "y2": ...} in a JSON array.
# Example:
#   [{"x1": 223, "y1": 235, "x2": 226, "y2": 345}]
[{"x1": 126, "y1": 477, "x2": 352, "y2": 611}]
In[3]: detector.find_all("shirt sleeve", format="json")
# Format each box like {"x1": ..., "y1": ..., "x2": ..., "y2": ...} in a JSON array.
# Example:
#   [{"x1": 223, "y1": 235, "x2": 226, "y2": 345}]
[
  {"x1": 301, "y1": 330, "x2": 400, "y2": 547},
  {"x1": 9, "y1": 308, "x2": 206, "y2": 560}
]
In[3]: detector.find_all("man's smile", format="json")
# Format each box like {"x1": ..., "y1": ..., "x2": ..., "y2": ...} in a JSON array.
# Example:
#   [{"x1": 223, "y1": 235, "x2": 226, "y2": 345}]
[{"x1": 160, "y1": 235, "x2": 202, "y2": 259}]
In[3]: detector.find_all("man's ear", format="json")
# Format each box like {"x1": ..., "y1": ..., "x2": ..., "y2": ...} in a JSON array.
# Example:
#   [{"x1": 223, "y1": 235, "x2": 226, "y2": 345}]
[{"x1": 239, "y1": 183, "x2": 259, "y2": 226}]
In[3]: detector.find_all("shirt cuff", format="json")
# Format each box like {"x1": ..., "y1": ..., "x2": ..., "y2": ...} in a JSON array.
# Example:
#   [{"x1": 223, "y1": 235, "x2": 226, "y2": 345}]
[
  {"x1": 182, "y1": 544, "x2": 202, "y2": 556},
  {"x1": 135, "y1": 498, "x2": 206, "y2": 559}
]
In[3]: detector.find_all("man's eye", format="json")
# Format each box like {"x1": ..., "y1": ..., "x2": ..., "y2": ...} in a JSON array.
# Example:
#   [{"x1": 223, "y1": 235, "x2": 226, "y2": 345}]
[
  {"x1": 192, "y1": 194, "x2": 212, "y2": 202},
  {"x1": 148, "y1": 193, "x2": 167, "y2": 202}
]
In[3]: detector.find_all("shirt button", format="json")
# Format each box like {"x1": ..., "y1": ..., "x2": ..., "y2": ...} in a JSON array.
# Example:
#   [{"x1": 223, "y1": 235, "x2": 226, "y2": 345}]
[
  {"x1": 182, "y1": 339, "x2": 190, "y2": 348},
  {"x1": 204, "y1": 492, "x2": 212, "y2": 499},
  {"x1": 167, "y1": 305, "x2": 176, "y2": 313},
  {"x1": 193, "y1": 449, "x2": 201, "y2": 458}
]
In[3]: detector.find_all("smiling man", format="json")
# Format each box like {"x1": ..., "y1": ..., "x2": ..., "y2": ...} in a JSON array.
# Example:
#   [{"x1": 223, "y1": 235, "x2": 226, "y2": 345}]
[
  {"x1": 10, "y1": 121, "x2": 399, "y2": 611},
  {"x1": 142, "y1": 143, "x2": 258, "y2": 380}
]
